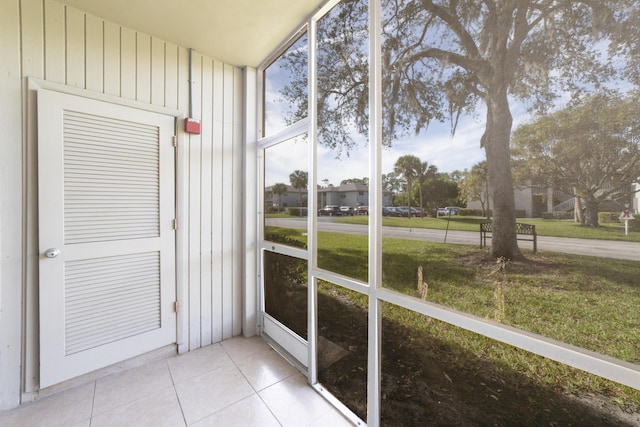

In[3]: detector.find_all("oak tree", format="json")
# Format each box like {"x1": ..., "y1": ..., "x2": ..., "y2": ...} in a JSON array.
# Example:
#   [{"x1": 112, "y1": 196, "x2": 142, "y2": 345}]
[
  {"x1": 282, "y1": 0, "x2": 639, "y2": 257},
  {"x1": 512, "y1": 94, "x2": 640, "y2": 226}
]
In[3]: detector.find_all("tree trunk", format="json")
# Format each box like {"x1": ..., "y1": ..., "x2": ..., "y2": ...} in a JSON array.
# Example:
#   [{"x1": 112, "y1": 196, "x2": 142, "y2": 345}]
[
  {"x1": 575, "y1": 198, "x2": 584, "y2": 224},
  {"x1": 485, "y1": 178, "x2": 491, "y2": 220},
  {"x1": 583, "y1": 199, "x2": 600, "y2": 227},
  {"x1": 483, "y1": 92, "x2": 521, "y2": 259},
  {"x1": 419, "y1": 182, "x2": 424, "y2": 218},
  {"x1": 573, "y1": 187, "x2": 584, "y2": 224}
]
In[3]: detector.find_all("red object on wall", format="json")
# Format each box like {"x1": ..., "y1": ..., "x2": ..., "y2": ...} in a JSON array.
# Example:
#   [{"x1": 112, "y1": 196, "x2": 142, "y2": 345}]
[{"x1": 184, "y1": 117, "x2": 201, "y2": 134}]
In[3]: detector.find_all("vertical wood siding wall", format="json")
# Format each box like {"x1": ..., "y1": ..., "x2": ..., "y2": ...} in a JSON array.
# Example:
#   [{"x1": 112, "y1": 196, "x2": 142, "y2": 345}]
[
  {"x1": 1, "y1": 0, "x2": 25, "y2": 410},
  {"x1": 14, "y1": 0, "x2": 245, "y2": 395}
]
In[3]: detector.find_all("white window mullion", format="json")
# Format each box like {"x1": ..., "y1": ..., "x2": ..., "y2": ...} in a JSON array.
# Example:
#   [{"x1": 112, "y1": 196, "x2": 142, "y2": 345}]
[
  {"x1": 307, "y1": 14, "x2": 320, "y2": 386},
  {"x1": 368, "y1": 0, "x2": 383, "y2": 425}
]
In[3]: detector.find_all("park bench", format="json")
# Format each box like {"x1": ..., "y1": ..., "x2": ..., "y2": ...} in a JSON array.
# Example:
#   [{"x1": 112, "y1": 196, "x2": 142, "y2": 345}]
[{"x1": 480, "y1": 222, "x2": 537, "y2": 253}]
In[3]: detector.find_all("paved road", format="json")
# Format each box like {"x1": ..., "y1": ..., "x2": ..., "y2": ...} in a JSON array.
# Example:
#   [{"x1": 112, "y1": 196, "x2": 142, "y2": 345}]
[{"x1": 266, "y1": 218, "x2": 640, "y2": 261}]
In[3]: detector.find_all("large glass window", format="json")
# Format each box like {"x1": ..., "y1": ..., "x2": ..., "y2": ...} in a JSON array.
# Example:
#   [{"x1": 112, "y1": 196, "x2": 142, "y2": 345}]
[
  {"x1": 381, "y1": 302, "x2": 638, "y2": 426},
  {"x1": 318, "y1": 281, "x2": 367, "y2": 420},
  {"x1": 263, "y1": 33, "x2": 308, "y2": 136},
  {"x1": 259, "y1": 1, "x2": 640, "y2": 425},
  {"x1": 263, "y1": 135, "x2": 309, "y2": 246},
  {"x1": 263, "y1": 250, "x2": 308, "y2": 339},
  {"x1": 377, "y1": 0, "x2": 640, "y2": 368},
  {"x1": 316, "y1": 0, "x2": 370, "y2": 279}
]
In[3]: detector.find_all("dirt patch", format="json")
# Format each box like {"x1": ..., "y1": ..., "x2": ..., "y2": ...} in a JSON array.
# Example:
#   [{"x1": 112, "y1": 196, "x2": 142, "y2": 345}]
[
  {"x1": 317, "y1": 335, "x2": 350, "y2": 370},
  {"x1": 458, "y1": 251, "x2": 561, "y2": 275}
]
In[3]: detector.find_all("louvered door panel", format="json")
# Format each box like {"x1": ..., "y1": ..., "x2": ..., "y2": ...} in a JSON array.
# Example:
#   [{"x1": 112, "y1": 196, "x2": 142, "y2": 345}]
[
  {"x1": 63, "y1": 110, "x2": 160, "y2": 244},
  {"x1": 65, "y1": 252, "x2": 161, "y2": 355}
]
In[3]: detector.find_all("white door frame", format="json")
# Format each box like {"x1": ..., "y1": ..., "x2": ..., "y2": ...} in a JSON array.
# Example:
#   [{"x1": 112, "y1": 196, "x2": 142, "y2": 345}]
[{"x1": 27, "y1": 78, "x2": 188, "y2": 391}]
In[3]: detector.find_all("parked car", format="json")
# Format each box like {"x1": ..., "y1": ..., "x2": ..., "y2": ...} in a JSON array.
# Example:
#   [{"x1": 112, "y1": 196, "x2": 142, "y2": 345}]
[
  {"x1": 383, "y1": 206, "x2": 403, "y2": 216},
  {"x1": 445, "y1": 206, "x2": 461, "y2": 215},
  {"x1": 355, "y1": 206, "x2": 369, "y2": 215},
  {"x1": 437, "y1": 206, "x2": 461, "y2": 217},
  {"x1": 340, "y1": 206, "x2": 355, "y2": 216},
  {"x1": 382, "y1": 206, "x2": 396, "y2": 216},
  {"x1": 318, "y1": 205, "x2": 340, "y2": 216},
  {"x1": 397, "y1": 206, "x2": 421, "y2": 217},
  {"x1": 396, "y1": 207, "x2": 410, "y2": 217}
]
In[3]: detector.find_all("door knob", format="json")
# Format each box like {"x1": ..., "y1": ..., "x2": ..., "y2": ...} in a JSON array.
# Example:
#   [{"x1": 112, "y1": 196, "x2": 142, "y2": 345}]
[{"x1": 45, "y1": 248, "x2": 61, "y2": 258}]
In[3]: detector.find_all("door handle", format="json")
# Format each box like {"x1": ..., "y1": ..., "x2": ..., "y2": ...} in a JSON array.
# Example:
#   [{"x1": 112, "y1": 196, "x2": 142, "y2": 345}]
[{"x1": 45, "y1": 248, "x2": 61, "y2": 258}]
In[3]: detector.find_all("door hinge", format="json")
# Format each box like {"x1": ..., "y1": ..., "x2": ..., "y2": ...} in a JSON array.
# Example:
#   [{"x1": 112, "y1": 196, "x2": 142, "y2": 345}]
[
  {"x1": 174, "y1": 301, "x2": 179, "y2": 313},
  {"x1": 172, "y1": 135, "x2": 177, "y2": 148},
  {"x1": 172, "y1": 218, "x2": 178, "y2": 230}
]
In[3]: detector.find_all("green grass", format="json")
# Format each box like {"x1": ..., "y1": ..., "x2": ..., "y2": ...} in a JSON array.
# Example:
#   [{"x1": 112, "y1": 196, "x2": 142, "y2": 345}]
[
  {"x1": 265, "y1": 226, "x2": 640, "y2": 409},
  {"x1": 335, "y1": 215, "x2": 640, "y2": 241},
  {"x1": 265, "y1": 213, "x2": 301, "y2": 219}
]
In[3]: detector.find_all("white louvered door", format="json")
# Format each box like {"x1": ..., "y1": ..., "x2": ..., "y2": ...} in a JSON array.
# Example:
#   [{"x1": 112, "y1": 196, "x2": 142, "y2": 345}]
[{"x1": 37, "y1": 89, "x2": 176, "y2": 388}]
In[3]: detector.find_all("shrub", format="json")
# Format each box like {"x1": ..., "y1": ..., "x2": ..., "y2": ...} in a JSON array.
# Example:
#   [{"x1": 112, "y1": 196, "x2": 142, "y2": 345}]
[
  {"x1": 599, "y1": 212, "x2": 621, "y2": 224},
  {"x1": 542, "y1": 211, "x2": 573, "y2": 220},
  {"x1": 459, "y1": 208, "x2": 489, "y2": 217},
  {"x1": 288, "y1": 207, "x2": 301, "y2": 216},
  {"x1": 264, "y1": 232, "x2": 307, "y2": 248}
]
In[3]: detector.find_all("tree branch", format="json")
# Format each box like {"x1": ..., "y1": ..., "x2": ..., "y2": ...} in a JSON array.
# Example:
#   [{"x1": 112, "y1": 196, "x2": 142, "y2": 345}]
[
  {"x1": 419, "y1": 0, "x2": 482, "y2": 61},
  {"x1": 400, "y1": 47, "x2": 486, "y2": 75}
]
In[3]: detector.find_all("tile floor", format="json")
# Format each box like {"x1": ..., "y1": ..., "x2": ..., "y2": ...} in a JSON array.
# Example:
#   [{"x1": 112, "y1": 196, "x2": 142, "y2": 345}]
[{"x1": 0, "y1": 336, "x2": 354, "y2": 427}]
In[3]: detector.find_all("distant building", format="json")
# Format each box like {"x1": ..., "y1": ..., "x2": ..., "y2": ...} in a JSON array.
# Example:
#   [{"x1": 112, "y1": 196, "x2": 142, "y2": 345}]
[
  {"x1": 264, "y1": 185, "x2": 305, "y2": 211},
  {"x1": 264, "y1": 183, "x2": 392, "y2": 212},
  {"x1": 318, "y1": 183, "x2": 392, "y2": 208},
  {"x1": 467, "y1": 181, "x2": 635, "y2": 218}
]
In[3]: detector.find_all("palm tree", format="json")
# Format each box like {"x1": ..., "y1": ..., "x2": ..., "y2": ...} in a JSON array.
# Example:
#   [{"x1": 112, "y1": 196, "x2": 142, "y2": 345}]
[
  {"x1": 416, "y1": 161, "x2": 437, "y2": 218},
  {"x1": 271, "y1": 183, "x2": 288, "y2": 213},
  {"x1": 394, "y1": 155, "x2": 421, "y2": 218},
  {"x1": 289, "y1": 170, "x2": 308, "y2": 210}
]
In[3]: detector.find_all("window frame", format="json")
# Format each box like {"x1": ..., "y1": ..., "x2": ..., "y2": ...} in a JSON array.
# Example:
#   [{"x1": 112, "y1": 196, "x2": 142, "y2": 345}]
[{"x1": 256, "y1": 1, "x2": 640, "y2": 426}]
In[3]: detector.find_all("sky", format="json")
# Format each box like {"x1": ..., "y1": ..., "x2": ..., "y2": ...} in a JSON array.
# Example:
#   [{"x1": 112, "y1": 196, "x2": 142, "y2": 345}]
[
  {"x1": 261, "y1": 37, "x2": 538, "y2": 188},
  {"x1": 260, "y1": 7, "x2": 631, "y2": 190},
  {"x1": 263, "y1": 65, "x2": 492, "y2": 187},
  {"x1": 263, "y1": 91, "x2": 505, "y2": 188}
]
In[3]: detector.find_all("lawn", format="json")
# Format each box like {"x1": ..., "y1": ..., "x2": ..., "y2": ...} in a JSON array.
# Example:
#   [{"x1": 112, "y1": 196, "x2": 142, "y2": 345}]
[
  {"x1": 265, "y1": 225, "x2": 640, "y2": 420},
  {"x1": 333, "y1": 214, "x2": 640, "y2": 241}
]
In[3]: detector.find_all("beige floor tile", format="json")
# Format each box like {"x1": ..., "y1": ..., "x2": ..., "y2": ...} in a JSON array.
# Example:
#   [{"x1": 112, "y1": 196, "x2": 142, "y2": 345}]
[
  {"x1": 174, "y1": 364, "x2": 254, "y2": 425},
  {"x1": 0, "y1": 337, "x2": 357, "y2": 427},
  {"x1": 36, "y1": 382, "x2": 95, "y2": 410},
  {"x1": 220, "y1": 336, "x2": 272, "y2": 361},
  {"x1": 0, "y1": 383, "x2": 94, "y2": 427},
  {"x1": 0, "y1": 403, "x2": 91, "y2": 427},
  {"x1": 259, "y1": 373, "x2": 334, "y2": 427},
  {"x1": 190, "y1": 395, "x2": 280, "y2": 427},
  {"x1": 234, "y1": 347, "x2": 298, "y2": 391},
  {"x1": 91, "y1": 386, "x2": 185, "y2": 427},
  {"x1": 307, "y1": 408, "x2": 355, "y2": 427},
  {"x1": 167, "y1": 344, "x2": 234, "y2": 384},
  {"x1": 93, "y1": 359, "x2": 173, "y2": 416}
]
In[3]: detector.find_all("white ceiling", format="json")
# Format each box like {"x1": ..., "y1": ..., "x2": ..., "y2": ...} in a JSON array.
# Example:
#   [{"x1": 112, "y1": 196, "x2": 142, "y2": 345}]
[{"x1": 61, "y1": 0, "x2": 326, "y2": 67}]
